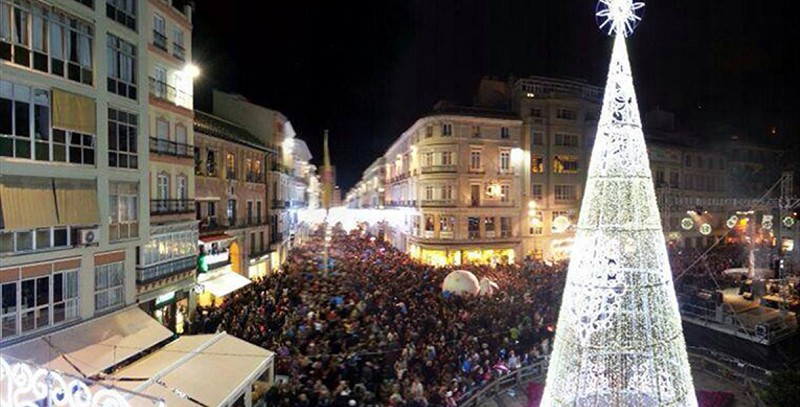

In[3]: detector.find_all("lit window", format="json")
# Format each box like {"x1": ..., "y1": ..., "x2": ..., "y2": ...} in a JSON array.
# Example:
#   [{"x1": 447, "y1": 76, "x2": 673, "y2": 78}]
[
  {"x1": 532, "y1": 156, "x2": 544, "y2": 173},
  {"x1": 553, "y1": 155, "x2": 579, "y2": 174}
]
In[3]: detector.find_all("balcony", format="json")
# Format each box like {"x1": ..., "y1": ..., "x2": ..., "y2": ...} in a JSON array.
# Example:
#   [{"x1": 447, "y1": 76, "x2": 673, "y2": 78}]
[
  {"x1": 420, "y1": 199, "x2": 457, "y2": 208},
  {"x1": 199, "y1": 218, "x2": 224, "y2": 235},
  {"x1": 150, "y1": 137, "x2": 193, "y2": 158},
  {"x1": 153, "y1": 31, "x2": 168, "y2": 51},
  {"x1": 172, "y1": 42, "x2": 186, "y2": 61},
  {"x1": 149, "y1": 77, "x2": 191, "y2": 108},
  {"x1": 136, "y1": 255, "x2": 196, "y2": 285},
  {"x1": 421, "y1": 165, "x2": 457, "y2": 174},
  {"x1": 151, "y1": 199, "x2": 194, "y2": 215},
  {"x1": 203, "y1": 250, "x2": 231, "y2": 271}
]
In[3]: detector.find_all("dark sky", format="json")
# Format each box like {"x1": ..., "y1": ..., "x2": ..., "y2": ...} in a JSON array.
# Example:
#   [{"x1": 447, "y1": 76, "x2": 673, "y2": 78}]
[{"x1": 192, "y1": 0, "x2": 800, "y2": 191}]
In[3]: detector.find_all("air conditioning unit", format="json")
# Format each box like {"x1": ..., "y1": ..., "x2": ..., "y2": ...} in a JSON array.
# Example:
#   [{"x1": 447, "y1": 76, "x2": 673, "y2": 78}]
[{"x1": 78, "y1": 227, "x2": 100, "y2": 245}]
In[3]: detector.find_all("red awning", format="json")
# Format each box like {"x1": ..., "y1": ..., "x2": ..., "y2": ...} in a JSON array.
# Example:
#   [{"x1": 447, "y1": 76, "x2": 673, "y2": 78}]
[{"x1": 200, "y1": 233, "x2": 235, "y2": 244}]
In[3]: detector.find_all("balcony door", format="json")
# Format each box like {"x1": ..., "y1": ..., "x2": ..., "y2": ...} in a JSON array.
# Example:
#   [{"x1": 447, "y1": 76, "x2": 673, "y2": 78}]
[
  {"x1": 157, "y1": 174, "x2": 169, "y2": 212},
  {"x1": 154, "y1": 66, "x2": 167, "y2": 97},
  {"x1": 470, "y1": 184, "x2": 480, "y2": 207}
]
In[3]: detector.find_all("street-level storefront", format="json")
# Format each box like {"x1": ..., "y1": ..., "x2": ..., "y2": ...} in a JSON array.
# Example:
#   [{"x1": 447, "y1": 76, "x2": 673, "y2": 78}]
[
  {"x1": 195, "y1": 266, "x2": 252, "y2": 307},
  {"x1": 409, "y1": 242, "x2": 518, "y2": 266},
  {"x1": 139, "y1": 287, "x2": 191, "y2": 335}
]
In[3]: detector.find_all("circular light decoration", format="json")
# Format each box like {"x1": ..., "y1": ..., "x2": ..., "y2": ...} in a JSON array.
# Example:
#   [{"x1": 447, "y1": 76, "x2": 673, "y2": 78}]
[
  {"x1": 552, "y1": 215, "x2": 571, "y2": 233},
  {"x1": 726, "y1": 215, "x2": 738, "y2": 229},
  {"x1": 784, "y1": 216, "x2": 796, "y2": 228},
  {"x1": 762, "y1": 215, "x2": 774, "y2": 230},
  {"x1": 699, "y1": 223, "x2": 712, "y2": 236},
  {"x1": 596, "y1": 0, "x2": 645, "y2": 37},
  {"x1": 681, "y1": 217, "x2": 694, "y2": 230}
]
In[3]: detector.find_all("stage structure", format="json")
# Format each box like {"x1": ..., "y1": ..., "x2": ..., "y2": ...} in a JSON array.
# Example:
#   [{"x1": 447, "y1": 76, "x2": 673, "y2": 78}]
[{"x1": 541, "y1": 1, "x2": 698, "y2": 405}]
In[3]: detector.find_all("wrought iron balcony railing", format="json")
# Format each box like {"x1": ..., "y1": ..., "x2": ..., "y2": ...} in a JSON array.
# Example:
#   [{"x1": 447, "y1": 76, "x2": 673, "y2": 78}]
[
  {"x1": 172, "y1": 42, "x2": 186, "y2": 61},
  {"x1": 149, "y1": 137, "x2": 193, "y2": 158},
  {"x1": 150, "y1": 199, "x2": 194, "y2": 215},
  {"x1": 148, "y1": 77, "x2": 191, "y2": 108}
]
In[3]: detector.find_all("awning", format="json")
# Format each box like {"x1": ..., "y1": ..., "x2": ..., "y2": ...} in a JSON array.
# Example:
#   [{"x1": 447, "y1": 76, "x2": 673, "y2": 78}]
[
  {"x1": 0, "y1": 176, "x2": 58, "y2": 230},
  {"x1": 200, "y1": 233, "x2": 235, "y2": 244},
  {"x1": 201, "y1": 271, "x2": 251, "y2": 298},
  {"x1": 97, "y1": 333, "x2": 274, "y2": 407},
  {"x1": 0, "y1": 307, "x2": 172, "y2": 378},
  {"x1": 54, "y1": 178, "x2": 100, "y2": 226},
  {"x1": 52, "y1": 88, "x2": 96, "y2": 134}
]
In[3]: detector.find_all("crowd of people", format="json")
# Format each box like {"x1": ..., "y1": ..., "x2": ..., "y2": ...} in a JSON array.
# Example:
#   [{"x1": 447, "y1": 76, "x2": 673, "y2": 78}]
[
  {"x1": 193, "y1": 227, "x2": 566, "y2": 406},
  {"x1": 191, "y1": 225, "x2": 796, "y2": 406}
]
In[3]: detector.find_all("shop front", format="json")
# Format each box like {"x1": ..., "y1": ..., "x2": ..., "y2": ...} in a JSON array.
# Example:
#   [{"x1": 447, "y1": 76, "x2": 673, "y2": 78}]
[
  {"x1": 195, "y1": 266, "x2": 252, "y2": 307},
  {"x1": 409, "y1": 243, "x2": 517, "y2": 266},
  {"x1": 139, "y1": 288, "x2": 191, "y2": 335}
]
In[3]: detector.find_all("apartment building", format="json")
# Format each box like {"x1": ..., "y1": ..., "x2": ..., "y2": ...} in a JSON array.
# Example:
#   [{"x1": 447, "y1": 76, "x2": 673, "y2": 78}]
[
  {"x1": 136, "y1": 0, "x2": 197, "y2": 333},
  {"x1": 512, "y1": 76, "x2": 603, "y2": 260},
  {"x1": 1, "y1": 0, "x2": 153, "y2": 352},
  {"x1": 374, "y1": 103, "x2": 524, "y2": 266},
  {"x1": 210, "y1": 90, "x2": 305, "y2": 270},
  {"x1": 193, "y1": 111, "x2": 272, "y2": 305}
]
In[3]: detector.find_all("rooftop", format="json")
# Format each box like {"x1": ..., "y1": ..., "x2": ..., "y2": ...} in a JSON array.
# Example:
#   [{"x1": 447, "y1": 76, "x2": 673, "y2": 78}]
[{"x1": 194, "y1": 111, "x2": 276, "y2": 153}]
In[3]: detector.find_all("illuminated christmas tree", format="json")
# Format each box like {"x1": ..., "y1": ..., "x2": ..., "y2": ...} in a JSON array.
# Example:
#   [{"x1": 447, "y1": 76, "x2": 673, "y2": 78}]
[{"x1": 541, "y1": 1, "x2": 697, "y2": 405}]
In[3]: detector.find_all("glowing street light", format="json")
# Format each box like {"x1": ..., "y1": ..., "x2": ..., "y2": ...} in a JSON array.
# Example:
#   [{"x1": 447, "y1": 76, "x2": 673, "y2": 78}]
[{"x1": 184, "y1": 63, "x2": 201, "y2": 79}]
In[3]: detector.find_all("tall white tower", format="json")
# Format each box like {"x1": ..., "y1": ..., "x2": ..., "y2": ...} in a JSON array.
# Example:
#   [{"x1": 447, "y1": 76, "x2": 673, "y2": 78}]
[{"x1": 540, "y1": 1, "x2": 697, "y2": 405}]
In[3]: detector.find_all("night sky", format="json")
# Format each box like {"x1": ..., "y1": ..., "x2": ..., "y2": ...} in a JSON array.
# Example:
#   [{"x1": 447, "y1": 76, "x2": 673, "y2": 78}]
[{"x1": 192, "y1": 0, "x2": 800, "y2": 191}]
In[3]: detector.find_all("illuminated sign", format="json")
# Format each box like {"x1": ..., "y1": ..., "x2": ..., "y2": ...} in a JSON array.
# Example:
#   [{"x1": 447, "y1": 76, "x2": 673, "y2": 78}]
[{"x1": 680, "y1": 217, "x2": 694, "y2": 230}]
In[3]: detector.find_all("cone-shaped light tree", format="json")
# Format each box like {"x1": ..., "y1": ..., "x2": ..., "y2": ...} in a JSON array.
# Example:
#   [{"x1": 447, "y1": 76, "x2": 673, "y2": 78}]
[{"x1": 540, "y1": 1, "x2": 697, "y2": 405}]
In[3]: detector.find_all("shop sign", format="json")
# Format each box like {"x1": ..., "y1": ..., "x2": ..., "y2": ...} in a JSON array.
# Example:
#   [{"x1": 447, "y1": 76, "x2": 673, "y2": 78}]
[{"x1": 155, "y1": 291, "x2": 176, "y2": 307}]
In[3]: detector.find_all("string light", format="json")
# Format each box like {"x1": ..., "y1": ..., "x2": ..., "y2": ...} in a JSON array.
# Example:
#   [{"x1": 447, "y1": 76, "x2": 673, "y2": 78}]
[{"x1": 541, "y1": 2, "x2": 697, "y2": 405}]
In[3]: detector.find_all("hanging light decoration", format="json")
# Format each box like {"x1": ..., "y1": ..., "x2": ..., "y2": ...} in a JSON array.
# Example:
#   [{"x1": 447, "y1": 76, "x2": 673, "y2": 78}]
[
  {"x1": 681, "y1": 217, "x2": 695, "y2": 230},
  {"x1": 699, "y1": 223, "x2": 712, "y2": 236},
  {"x1": 541, "y1": 1, "x2": 697, "y2": 405}
]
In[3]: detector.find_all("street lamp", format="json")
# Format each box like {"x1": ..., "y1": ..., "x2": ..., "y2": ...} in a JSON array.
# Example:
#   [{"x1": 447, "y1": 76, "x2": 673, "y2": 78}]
[{"x1": 184, "y1": 63, "x2": 201, "y2": 79}]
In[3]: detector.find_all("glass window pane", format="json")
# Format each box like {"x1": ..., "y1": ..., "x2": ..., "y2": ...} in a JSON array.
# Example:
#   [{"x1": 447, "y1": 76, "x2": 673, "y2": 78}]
[
  {"x1": 35, "y1": 229, "x2": 50, "y2": 249},
  {"x1": 1, "y1": 282, "x2": 17, "y2": 313},
  {"x1": 21, "y1": 280, "x2": 34, "y2": 309},
  {"x1": 53, "y1": 273, "x2": 64, "y2": 303},
  {"x1": 17, "y1": 231, "x2": 33, "y2": 251},
  {"x1": 36, "y1": 276, "x2": 49, "y2": 306}
]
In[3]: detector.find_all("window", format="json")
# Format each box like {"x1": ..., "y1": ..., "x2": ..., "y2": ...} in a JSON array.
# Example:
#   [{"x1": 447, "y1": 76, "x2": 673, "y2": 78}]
[
  {"x1": 247, "y1": 201, "x2": 254, "y2": 224},
  {"x1": 554, "y1": 133, "x2": 579, "y2": 147},
  {"x1": 500, "y1": 217, "x2": 512, "y2": 237},
  {"x1": 531, "y1": 130, "x2": 544, "y2": 146},
  {"x1": 1, "y1": 5, "x2": 92, "y2": 84},
  {"x1": 468, "y1": 217, "x2": 480, "y2": 239},
  {"x1": 470, "y1": 150, "x2": 482, "y2": 171},
  {"x1": 499, "y1": 149, "x2": 511, "y2": 173},
  {"x1": 718, "y1": 158, "x2": 724, "y2": 170},
  {"x1": 529, "y1": 211, "x2": 544, "y2": 235},
  {"x1": 530, "y1": 108, "x2": 542, "y2": 118},
  {"x1": 0, "y1": 268, "x2": 78, "y2": 339},
  {"x1": 156, "y1": 174, "x2": 169, "y2": 200},
  {"x1": 106, "y1": 0, "x2": 136, "y2": 30},
  {"x1": 1, "y1": 227, "x2": 71, "y2": 254},
  {"x1": 226, "y1": 152, "x2": 236, "y2": 180},
  {"x1": 554, "y1": 185, "x2": 577, "y2": 201},
  {"x1": 140, "y1": 229, "x2": 197, "y2": 267},
  {"x1": 175, "y1": 124, "x2": 188, "y2": 155},
  {"x1": 251, "y1": 160, "x2": 262, "y2": 182},
  {"x1": 669, "y1": 172, "x2": 680, "y2": 188},
  {"x1": 227, "y1": 199, "x2": 236, "y2": 226},
  {"x1": 425, "y1": 185, "x2": 434, "y2": 201},
  {"x1": 442, "y1": 123, "x2": 452, "y2": 136},
  {"x1": 484, "y1": 217, "x2": 496, "y2": 236},
  {"x1": 532, "y1": 184, "x2": 543, "y2": 200},
  {"x1": 501, "y1": 185, "x2": 510, "y2": 203},
  {"x1": 108, "y1": 108, "x2": 137, "y2": 168},
  {"x1": 152, "y1": 65, "x2": 167, "y2": 98},
  {"x1": 532, "y1": 156, "x2": 544, "y2": 173},
  {"x1": 177, "y1": 176, "x2": 187, "y2": 206},
  {"x1": 95, "y1": 261, "x2": 124, "y2": 312},
  {"x1": 425, "y1": 125, "x2": 433, "y2": 138},
  {"x1": 423, "y1": 152, "x2": 433, "y2": 167},
  {"x1": 470, "y1": 184, "x2": 480, "y2": 207},
  {"x1": 556, "y1": 108, "x2": 576, "y2": 120},
  {"x1": 553, "y1": 155, "x2": 579, "y2": 173},
  {"x1": 442, "y1": 151, "x2": 453, "y2": 166},
  {"x1": 424, "y1": 215, "x2": 434, "y2": 232},
  {"x1": 152, "y1": 13, "x2": 166, "y2": 50},
  {"x1": 684, "y1": 154, "x2": 692, "y2": 167},
  {"x1": 500, "y1": 127, "x2": 510, "y2": 139},
  {"x1": 172, "y1": 27, "x2": 185, "y2": 60},
  {"x1": 70, "y1": 0, "x2": 94, "y2": 8},
  {"x1": 439, "y1": 215, "x2": 455, "y2": 232},
  {"x1": 250, "y1": 232, "x2": 256, "y2": 254},
  {"x1": 109, "y1": 182, "x2": 138, "y2": 241},
  {"x1": 107, "y1": 34, "x2": 137, "y2": 99},
  {"x1": 205, "y1": 149, "x2": 217, "y2": 176},
  {"x1": 472, "y1": 125, "x2": 481, "y2": 138},
  {"x1": 259, "y1": 231, "x2": 264, "y2": 252},
  {"x1": 256, "y1": 201, "x2": 262, "y2": 224},
  {"x1": 684, "y1": 174, "x2": 694, "y2": 190},
  {"x1": 655, "y1": 170, "x2": 665, "y2": 186},
  {"x1": 442, "y1": 185, "x2": 453, "y2": 201}
]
